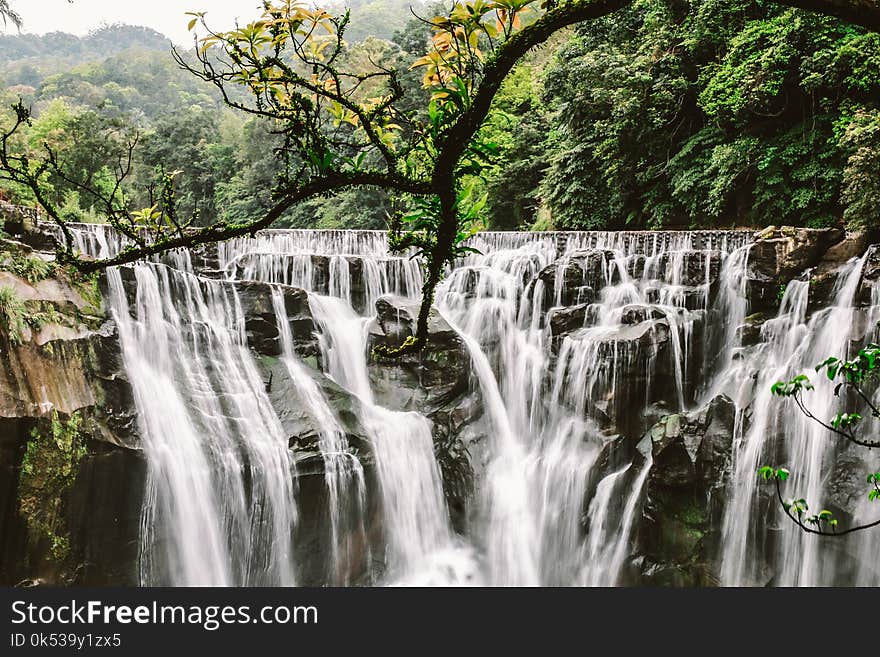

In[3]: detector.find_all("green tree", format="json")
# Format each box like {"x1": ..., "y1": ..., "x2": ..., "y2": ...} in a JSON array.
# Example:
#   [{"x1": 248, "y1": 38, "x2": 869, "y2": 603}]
[
  {"x1": 131, "y1": 107, "x2": 234, "y2": 226},
  {"x1": 1, "y1": 0, "x2": 879, "y2": 356},
  {"x1": 539, "y1": 0, "x2": 880, "y2": 230}
]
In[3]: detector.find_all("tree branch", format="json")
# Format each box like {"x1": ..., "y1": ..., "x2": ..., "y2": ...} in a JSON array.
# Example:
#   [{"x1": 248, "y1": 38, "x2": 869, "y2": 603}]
[
  {"x1": 772, "y1": 0, "x2": 880, "y2": 32},
  {"x1": 775, "y1": 479, "x2": 880, "y2": 536},
  {"x1": 72, "y1": 170, "x2": 430, "y2": 272},
  {"x1": 433, "y1": 0, "x2": 630, "y2": 182},
  {"x1": 793, "y1": 391, "x2": 880, "y2": 449}
]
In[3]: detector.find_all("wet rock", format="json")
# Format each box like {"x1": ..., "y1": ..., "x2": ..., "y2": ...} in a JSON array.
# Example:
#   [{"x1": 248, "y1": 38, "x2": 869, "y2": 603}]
[
  {"x1": 366, "y1": 295, "x2": 482, "y2": 522},
  {"x1": 808, "y1": 234, "x2": 879, "y2": 314},
  {"x1": 226, "y1": 253, "x2": 384, "y2": 316},
  {"x1": 235, "y1": 281, "x2": 318, "y2": 359},
  {"x1": 367, "y1": 291, "x2": 480, "y2": 451},
  {"x1": 0, "y1": 262, "x2": 144, "y2": 585},
  {"x1": 189, "y1": 244, "x2": 221, "y2": 272},
  {"x1": 735, "y1": 312, "x2": 770, "y2": 347},
  {"x1": 291, "y1": 455, "x2": 383, "y2": 586},
  {"x1": 620, "y1": 304, "x2": 665, "y2": 325},
  {"x1": 229, "y1": 253, "x2": 330, "y2": 290},
  {"x1": 855, "y1": 243, "x2": 880, "y2": 308},
  {"x1": 861, "y1": 244, "x2": 880, "y2": 286},
  {"x1": 254, "y1": 351, "x2": 387, "y2": 585},
  {"x1": 637, "y1": 394, "x2": 736, "y2": 586},
  {"x1": 260, "y1": 355, "x2": 371, "y2": 461},
  {"x1": 0, "y1": 246, "x2": 102, "y2": 326},
  {"x1": 0, "y1": 317, "x2": 138, "y2": 450},
  {"x1": 694, "y1": 395, "x2": 736, "y2": 495},
  {"x1": 64, "y1": 446, "x2": 146, "y2": 585},
  {"x1": 553, "y1": 318, "x2": 676, "y2": 435},
  {"x1": 625, "y1": 254, "x2": 646, "y2": 280},
  {"x1": 644, "y1": 284, "x2": 710, "y2": 311},
  {"x1": 644, "y1": 250, "x2": 722, "y2": 287},
  {"x1": 0, "y1": 431, "x2": 145, "y2": 586},
  {"x1": 822, "y1": 232, "x2": 874, "y2": 267},
  {"x1": 548, "y1": 303, "x2": 589, "y2": 337},
  {"x1": 367, "y1": 295, "x2": 470, "y2": 408},
  {"x1": 644, "y1": 394, "x2": 735, "y2": 499},
  {"x1": 746, "y1": 226, "x2": 844, "y2": 312},
  {"x1": 648, "y1": 414, "x2": 696, "y2": 488},
  {"x1": 537, "y1": 249, "x2": 615, "y2": 308}
]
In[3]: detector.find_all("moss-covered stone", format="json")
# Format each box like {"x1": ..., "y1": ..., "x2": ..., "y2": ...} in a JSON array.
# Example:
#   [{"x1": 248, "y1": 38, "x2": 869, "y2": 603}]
[{"x1": 17, "y1": 411, "x2": 89, "y2": 565}]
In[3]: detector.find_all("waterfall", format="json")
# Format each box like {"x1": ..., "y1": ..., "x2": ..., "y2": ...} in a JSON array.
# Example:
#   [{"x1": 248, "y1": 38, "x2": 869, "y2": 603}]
[
  {"x1": 719, "y1": 255, "x2": 870, "y2": 586},
  {"x1": 578, "y1": 455, "x2": 653, "y2": 586},
  {"x1": 776, "y1": 254, "x2": 870, "y2": 586},
  {"x1": 270, "y1": 288, "x2": 368, "y2": 584},
  {"x1": 53, "y1": 221, "x2": 880, "y2": 587},
  {"x1": 435, "y1": 231, "x2": 743, "y2": 585},
  {"x1": 306, "y1": 295, "x2": 470, "y2": 584},
  {"x1": 107, "y1": 261, "x2": 297, "y2": 586}
]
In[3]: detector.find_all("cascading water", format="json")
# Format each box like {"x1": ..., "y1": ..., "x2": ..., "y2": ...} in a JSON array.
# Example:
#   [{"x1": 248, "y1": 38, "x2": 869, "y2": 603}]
[
  {"x1": 436, "y1": 231, "x2": 745, "y2": 585},
  {"x1": 719, "y1": 254, "x2": 874, "y2": 586},
  {"x1": 306, "y1": 294, "x2": 464, "y2": 583},
  {"x1": 223, "y1": 230, "x2": 471, "y2": 583},
  {"x1": 270, "y1": 288, "x2": 368, "y2": 585},
  {"x1": 54, "y1": 220, "x2": 880, "y2": 587},
  {"x1": 107, "y1": 259, "x2": 297, "y2": 586},
  {"x1": 578, "y1": 455, "x2": 653, "y2": 586}
]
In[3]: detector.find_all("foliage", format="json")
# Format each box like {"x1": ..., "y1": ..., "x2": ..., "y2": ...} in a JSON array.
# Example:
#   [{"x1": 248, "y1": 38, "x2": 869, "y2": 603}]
[
  {"x1": 1, "y1": 248, "x2": 53, "y2": 282},
  {"x1": 2, "y1": 0, "x2": 630, "y2": 357},
  {"x1": 0, "y1": 24, "x2": 168, "y2": 69},
  {"x1": 839, "y1": 108, "x2": 880, "y2": 229},
  {"x1": 0, "y1": 283, "x2": 27, "y2": 345},
  {"x1": 2, "y1": 1, "x2": 879, "y2": 355},
  {"x1": 18, "y1": 410, "x2": 89, "y2": 562},
  {"x1": 761, "y1": 344, "x2": 880, "y2": 536},
  {"x1": 539, "y1": 0, "x2": 880, "y2": 230}
]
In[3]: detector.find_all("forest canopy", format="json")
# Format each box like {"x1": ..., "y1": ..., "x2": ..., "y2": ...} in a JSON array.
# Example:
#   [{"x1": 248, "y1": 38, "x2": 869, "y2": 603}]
[{"x1": 1, "y1": 0, "x2": 878, "y2": 234}]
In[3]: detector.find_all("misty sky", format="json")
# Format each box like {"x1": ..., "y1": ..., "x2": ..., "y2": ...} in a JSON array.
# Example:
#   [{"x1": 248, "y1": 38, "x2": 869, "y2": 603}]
[{"x1": 2, "y1": 0, "x2": 270, "y2": 45}]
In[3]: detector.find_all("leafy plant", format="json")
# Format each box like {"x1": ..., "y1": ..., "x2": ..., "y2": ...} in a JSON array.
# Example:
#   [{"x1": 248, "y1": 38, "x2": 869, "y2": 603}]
[
  {"x1": 7, "y1": 252, "x2": 53, "y2": 283},
  {"x1": 0, "y1": 284, "x2": 27, "y2": 345},
  {"x1": 1, "y1": 0, "x2": 878, "y2": 356},
  {"x1": 761, "y1": 343, "x2": 880, "y2": 536},
  {"x1": 540, "y1": 0, "x2": 880, "y2": 230}
]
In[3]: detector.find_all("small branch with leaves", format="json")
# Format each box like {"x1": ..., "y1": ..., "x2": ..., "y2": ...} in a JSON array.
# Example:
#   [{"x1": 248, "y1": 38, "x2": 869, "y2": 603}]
[
  {"x1": 760, "y1": 342, "x2": 880, "y2": 536},
  {"x1": 757, "y1": 466, "x2": 880, "y2": 536}
]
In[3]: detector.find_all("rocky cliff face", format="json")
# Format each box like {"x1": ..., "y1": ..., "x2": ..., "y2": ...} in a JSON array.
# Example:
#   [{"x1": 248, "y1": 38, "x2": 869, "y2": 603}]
[
  {"x1": 0, "y1": 236, "x2": 142, "y2": 585},
  {"x1": 633, "y1": 226, "x2": 880, "y2": 585},
  {"x1": 1, "y1": 224, "x2": 876, "y2": 586}
]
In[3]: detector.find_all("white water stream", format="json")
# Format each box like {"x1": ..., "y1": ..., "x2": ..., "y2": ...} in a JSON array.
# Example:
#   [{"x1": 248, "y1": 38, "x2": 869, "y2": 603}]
[{"x1": 54, "y1": 222, "x2": 880, "y2": 586}]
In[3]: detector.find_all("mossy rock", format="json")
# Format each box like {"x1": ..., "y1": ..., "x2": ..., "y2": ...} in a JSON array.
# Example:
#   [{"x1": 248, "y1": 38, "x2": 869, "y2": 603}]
[{"x1": 17, "y1": 411, "x2": 90, "y2": 573}]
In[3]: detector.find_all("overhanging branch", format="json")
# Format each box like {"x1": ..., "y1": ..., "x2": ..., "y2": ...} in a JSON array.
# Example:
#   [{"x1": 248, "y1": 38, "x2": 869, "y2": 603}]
[
  {"x1": 73, "y1": 171, "x2": 431, "y2": 272},
  {"x1": 773, "y1": 0, "x2": 880, "y2": 32}
]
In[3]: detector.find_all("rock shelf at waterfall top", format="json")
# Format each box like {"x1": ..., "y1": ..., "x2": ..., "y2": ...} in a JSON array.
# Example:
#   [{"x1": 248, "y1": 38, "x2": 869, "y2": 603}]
[{"x1": 1, "y1": 223, "x2": 879, "y2": 587}]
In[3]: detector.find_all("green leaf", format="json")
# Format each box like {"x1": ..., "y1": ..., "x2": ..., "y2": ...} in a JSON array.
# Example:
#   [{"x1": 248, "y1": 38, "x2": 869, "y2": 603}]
[{"x1": 816, "y1": 356, "x2": 838, "y2": 372}]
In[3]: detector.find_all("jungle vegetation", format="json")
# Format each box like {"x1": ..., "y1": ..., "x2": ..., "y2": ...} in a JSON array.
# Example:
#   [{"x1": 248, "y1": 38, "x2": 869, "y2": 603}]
[{"x1": 0, "y1": 0, "x2": 878, "y2": 353}]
